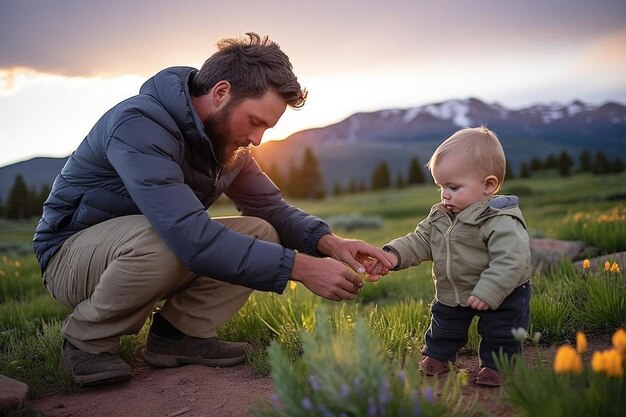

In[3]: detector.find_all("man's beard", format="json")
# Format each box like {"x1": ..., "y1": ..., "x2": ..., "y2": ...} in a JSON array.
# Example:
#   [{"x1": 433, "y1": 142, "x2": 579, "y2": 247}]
[{"x1": 203, "y1": 103, "x2": 249, "y2": 169}]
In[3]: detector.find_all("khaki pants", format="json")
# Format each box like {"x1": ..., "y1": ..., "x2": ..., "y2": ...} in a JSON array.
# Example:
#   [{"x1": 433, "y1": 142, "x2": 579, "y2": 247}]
[{"x1": 43, "y1": 214, "x2": 280, "y2": 354}]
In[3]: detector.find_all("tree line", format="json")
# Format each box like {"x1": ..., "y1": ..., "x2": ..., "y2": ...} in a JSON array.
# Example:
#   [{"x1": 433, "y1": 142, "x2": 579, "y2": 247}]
[{"x1": 1, "y1": 148, "x2": 624, "y2": 219}]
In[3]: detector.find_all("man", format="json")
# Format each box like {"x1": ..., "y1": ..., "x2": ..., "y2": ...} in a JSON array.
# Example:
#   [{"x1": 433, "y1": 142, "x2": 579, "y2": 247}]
[{"x1": 33, "y1": 33, "x2": 392, "y2": 387}]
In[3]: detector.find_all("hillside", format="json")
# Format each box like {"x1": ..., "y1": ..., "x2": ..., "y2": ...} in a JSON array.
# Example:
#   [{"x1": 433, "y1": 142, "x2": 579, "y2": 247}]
[{"x1": 1, "y1": 98, "x2": 624, "y2": 198}]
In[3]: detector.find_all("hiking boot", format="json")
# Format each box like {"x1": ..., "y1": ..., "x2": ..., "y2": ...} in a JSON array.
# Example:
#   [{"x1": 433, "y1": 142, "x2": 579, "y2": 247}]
[
  {"x1": 142, "y1": 332, "x2": 250, "y2": 368},
  {"x1": 59, "y1": 339, "x2": 132, "y2": 387},
  {"x1": 419, "y1": 356, "x2": 450, "y2": 376},
  {"x1": 475, "y1": 367, "x2": 502, "y2": 387}
]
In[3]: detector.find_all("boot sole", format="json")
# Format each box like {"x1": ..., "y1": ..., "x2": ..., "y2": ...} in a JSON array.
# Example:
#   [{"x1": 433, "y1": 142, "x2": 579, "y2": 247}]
[
  {"x1": 73, "y1": 371, "x2": 132, "y2": 387},
  {"x1": 141, "y1": 349, "x2": 245, "y2": 368}
]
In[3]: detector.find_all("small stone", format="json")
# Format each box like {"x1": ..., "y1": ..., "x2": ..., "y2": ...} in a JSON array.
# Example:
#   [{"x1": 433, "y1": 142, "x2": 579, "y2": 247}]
[{"x1": 0, "y1": 374, "x2": 29, "y2": 411}]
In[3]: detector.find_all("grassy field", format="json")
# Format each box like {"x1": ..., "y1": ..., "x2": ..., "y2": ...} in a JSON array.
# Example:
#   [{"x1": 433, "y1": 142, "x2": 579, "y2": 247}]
[{"x1": 1, "y1": 171, "x2": 625, "y2": 415}]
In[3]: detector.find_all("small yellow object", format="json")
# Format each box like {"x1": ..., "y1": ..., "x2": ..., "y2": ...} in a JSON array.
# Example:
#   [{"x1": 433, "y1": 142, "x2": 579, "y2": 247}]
[
  {"x1": 582, "y1": 259, "x2": 590, "y2": 269},
  {"x1": 289, "y1": 281, "x2": 297, "y2": 290},
  {"x1": 612, "y1": 328, "x2": 626, "y2": 355},
  {"x1": 553, "y1": 345, "x2": 583, "y2": 374},
  {"x1": 576, "y1": 331, "x2": 587, "y2": 354},
  {"x1": 610, "y1": 262, "x2": 620, "y2": 273},
  {"x1": 604, "y1": 261, "x2": 611, "y2": 271},
  {"x1": 591, "y1": 349, "x2": 624, "y2": 377}
]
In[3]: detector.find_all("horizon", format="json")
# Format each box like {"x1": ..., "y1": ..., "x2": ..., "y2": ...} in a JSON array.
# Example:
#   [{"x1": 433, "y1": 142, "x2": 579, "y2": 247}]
[{"x1": 1, "y1": 0, "x2": 625, "y2": 167}]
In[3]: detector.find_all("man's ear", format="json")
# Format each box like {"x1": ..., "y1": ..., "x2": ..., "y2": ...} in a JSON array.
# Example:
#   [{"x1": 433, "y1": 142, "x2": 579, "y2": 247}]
[
  {"x1": 210, "y1": 80, "x2": 231, "y2": 108},
  {"x1": 483, "y1": 175, "x2": 499, "y2": 194}
]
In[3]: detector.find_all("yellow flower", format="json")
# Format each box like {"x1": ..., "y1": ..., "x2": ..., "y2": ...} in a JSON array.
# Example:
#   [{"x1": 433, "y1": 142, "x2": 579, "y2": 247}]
[
  {"x1": 582, "y1": 259, "x2": 590, "y2": 269},
  {"x1": 289, "y1": 281, "x2": 297, "y2": 290},
  {"x1": 576, "y1": 331, "x2": 588, "y2": 354},
  {"x1": 604, "y1": 261, "x2": 611, "y2": 271},
  {"x1": 610, "y1": 262, "x2": 620, "y2": 273},
  {"x1": 612, "y1": 328, "x2": 626, "y2": 355},
  {"x1": 591, "y1": 349, "x2": 624, "y2": 377},
  {"x1": 553, "y1": 345, "x2": 583, "y2": 374}
]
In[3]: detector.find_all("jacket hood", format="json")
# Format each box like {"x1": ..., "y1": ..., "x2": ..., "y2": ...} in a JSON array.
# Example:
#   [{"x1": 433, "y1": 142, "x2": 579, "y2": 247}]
[
  {"x1": 139, "y1": 66, "x2": 217, "y2": 161},
  {"x1": 434, "y1": 195, "x2": 527, "y2": 227}
]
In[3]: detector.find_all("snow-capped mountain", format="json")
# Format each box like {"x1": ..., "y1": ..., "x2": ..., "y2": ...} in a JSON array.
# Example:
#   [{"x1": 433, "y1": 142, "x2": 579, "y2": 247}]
[{"x1": 254, "y1": 97, "x2": 626, "y2": 189}]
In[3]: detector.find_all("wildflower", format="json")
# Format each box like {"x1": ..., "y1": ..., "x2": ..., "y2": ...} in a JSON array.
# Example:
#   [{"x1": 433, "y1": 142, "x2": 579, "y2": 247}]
[
  {"x1": 301, "y1": 397, "x2": 314, "y2": 411},
  {"x1": 511, "y1": 327, "x2": 528, "y2": 341},
  {"x1": 610, "y1": 262, "x2": 620, "y2": 273},
  {"x1": 553, "y1": 345, "x2": 583, "y2": 374},
  {"x1": 604, "y1": 261, "x2": 611, "y2": 271},
  {"x1": 422, "y1": 386, "x2": 434, "y2": 404},
  {"x1": 410, "y1": 389, "x2": 421, "y2": 416},
  {"x1": 612, "y1": 328, "x2": 626, "y2": 355},
  {"x1": 582, "y1": 259, "x2": 590, "y2": 269},
  {"x1": 289, "y1": 281, "x2": 297, "y2": 290},
  {"x1": 396, "y1": 370, "x2": 406, "y2": 386},
  {"x1": 14, "y1": 260, "x2": 20, "y2": 268},
  {"x1": 591, "y1": 349, "x2": 624, "y2": 377},
  {"x1": 532, "y1": 332, "x2": 542, "y2": 344},
  {"x1": 339, "y1": 384, "x2": 350, "y2": 399},
  {"x1": 576, "y1": 331, "x2": 588, "y2": 354},
  {"x1": 309, "y1": 375, "x2": 320, "y2": 392}
]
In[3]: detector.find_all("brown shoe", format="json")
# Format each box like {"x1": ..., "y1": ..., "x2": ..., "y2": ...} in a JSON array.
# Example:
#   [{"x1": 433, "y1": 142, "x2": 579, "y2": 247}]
[
  {"x1": 142, "y1": 332, "x2": 250, "y2": 368},
  {"x1": 475, "y1": 367, "x2": 502, "y2": 387},
  {"x1": 419, "y1": 356, "x2": 450, "y2": 376},
  {"x1": 60, "y1": 339, "x2": 132, "y2": 387}
]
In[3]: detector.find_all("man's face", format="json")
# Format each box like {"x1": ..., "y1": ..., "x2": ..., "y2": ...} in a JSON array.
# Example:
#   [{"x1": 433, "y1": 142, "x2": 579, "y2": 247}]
[{"x1": 203, "y1": 90, "x2": 287, "y2": 168}]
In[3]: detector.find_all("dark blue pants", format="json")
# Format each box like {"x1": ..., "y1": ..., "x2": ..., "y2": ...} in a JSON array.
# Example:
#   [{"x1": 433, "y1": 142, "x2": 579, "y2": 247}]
[{"x1": 422, "y1": 282, "x2": 531, "y2": 369}]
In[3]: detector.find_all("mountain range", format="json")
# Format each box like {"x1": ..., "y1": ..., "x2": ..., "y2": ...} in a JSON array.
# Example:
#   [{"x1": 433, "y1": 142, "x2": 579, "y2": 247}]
[{"x1": 1, "y1": 97, "x2": 625, "y2": 201}]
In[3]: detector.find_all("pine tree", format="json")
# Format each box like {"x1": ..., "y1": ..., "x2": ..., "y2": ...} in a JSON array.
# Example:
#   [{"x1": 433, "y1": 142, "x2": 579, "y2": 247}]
[
  {"x1": 530, "y1": 157, "x2": 543, "y2": 171},
  {"x1": 544, "y1": 154, "x2": 558, "y2": 170},
  {"x1": 558, "y1": 151, "x2": 573, "y2": 177},
  {"x1": 592, "y1": 151, "x2": 609, "y2": 175},
  {"x1": 579, "y1": 149, "x2": 592, "y2": 172},
  {"x1": 6, "y1": 174, "x2": 31, "y2": 219},
  {"x1": 505, "y1": 159, "x2": 515, "y2": 180},
  {"x1": 407, "y1": 157, "x2": 425, "y2": 185},
  {"x1": 299, "y1": 148, "x2": 325, "y2": 199},
  {"x1": 371, "y1": 161, "x2": 391, "y2": 190},
  {"x1": 395, "y1": 173, "x2": 405, "y2": 189},
  {"x1": 610, "y1": 158, "x2": 625, "y2": 173},
  {"x1": 285, "y1": 148, "x2": 325, "y2": 199},
  {"x1": 520, "y1": 162, "x2": 531, "y2": 178}
]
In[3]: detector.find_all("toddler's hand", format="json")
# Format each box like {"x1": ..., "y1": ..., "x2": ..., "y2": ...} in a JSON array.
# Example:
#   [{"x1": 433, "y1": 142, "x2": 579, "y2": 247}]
[{"x1": 467, "y1": 295, "x2": 490, "y2": 311}]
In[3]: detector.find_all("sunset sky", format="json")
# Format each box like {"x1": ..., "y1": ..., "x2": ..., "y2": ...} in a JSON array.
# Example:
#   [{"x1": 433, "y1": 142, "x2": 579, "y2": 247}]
[{"x1": 1, "y1": 0, "x2": 625, "y2": 167}]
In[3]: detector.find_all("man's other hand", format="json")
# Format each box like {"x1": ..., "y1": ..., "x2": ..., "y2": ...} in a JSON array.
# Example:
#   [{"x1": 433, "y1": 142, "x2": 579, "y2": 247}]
[{"x1": 290, "y1": 254, "x2": 364, "y2": 301}]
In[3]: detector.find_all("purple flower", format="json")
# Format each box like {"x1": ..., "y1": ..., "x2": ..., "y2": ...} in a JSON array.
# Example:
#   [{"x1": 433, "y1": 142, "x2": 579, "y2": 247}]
[
  {"x1": 422, "y1": 387, "x2": 434, "y2": 404},
  {"x1": 339, "y1": 384, "x2": 350, "y2": 399},
  {"x1": 310, "y1": 375, "x2": 320, "y2": 392},
  {"x1": 301, "y1": 397, "x2": 314, "y2": 411}
]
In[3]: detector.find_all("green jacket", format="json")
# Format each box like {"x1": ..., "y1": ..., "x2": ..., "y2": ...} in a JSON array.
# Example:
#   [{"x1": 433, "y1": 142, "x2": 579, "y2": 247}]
[{"x1": 384, "y1": 196, "x2": 531, "y2": 309}]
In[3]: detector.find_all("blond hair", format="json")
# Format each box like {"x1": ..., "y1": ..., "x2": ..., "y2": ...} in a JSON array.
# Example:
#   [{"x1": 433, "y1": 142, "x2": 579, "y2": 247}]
[{"x1": 427, "y1": 127, "x2": 506, "y2": 185}]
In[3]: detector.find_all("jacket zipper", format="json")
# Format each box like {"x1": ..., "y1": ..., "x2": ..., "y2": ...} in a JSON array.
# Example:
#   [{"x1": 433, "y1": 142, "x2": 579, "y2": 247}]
[
  {"x1": 443, "y1": 214, "x2": 461, "y2": 305},
  {"x1": 213, "y1": 167, "x2": 222, "y2": 187}
]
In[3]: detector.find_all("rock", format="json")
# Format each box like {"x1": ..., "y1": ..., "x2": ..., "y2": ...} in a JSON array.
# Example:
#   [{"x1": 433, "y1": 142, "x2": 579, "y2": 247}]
[
  {"x1": 529, "y1": 238, "x2": 591, "y2": 269},
  {"x1": 0, "y1": 374, "x2": 28, "y2": 411}
]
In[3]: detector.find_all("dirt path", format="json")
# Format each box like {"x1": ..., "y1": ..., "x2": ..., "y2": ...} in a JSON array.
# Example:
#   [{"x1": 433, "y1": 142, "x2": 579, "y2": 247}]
[
  {"x1": 27, "y1": 357, "x2": 515, "y2": 417},
  {"x1": 29, "y1": 364, "x2": 274, "y2": 417},
  {"x1": 27, "y1": 335, "x2": 611, "y2": 417}
]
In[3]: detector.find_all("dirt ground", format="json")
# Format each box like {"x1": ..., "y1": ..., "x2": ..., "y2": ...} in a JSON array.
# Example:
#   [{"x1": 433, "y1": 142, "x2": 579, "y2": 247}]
[{"x1": 27, "y1": 336, "x2": 611, "y2": 417}]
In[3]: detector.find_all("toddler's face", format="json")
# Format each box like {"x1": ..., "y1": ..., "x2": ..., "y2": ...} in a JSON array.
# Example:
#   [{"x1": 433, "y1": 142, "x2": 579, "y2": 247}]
[{"x1": 431, "y1": 154, "x2": 493, "y2": 213}]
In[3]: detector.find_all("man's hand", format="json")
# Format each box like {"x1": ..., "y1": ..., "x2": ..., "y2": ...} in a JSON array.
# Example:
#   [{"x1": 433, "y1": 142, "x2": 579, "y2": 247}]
[
  {"x1": 358, "y1": 251, "x2": 397, "y2": 281},
  {"x1": 467, "y1": 295, "x2": 490, "y2": 311},
  {"x1": 317, "y1": 234, "x2": 394, "y2": 275},
  {"x1": 291, "y1": 253, "x2": 364, "y2": 301}
]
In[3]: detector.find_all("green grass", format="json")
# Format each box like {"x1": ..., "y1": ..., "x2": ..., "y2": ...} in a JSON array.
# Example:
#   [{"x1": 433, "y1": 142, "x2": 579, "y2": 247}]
[{"x1": 1, "y1": 171, "x2": 625, "y2": 406}]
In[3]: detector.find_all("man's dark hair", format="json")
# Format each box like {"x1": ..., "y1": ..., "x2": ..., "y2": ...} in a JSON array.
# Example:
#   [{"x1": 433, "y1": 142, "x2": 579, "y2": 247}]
[{"x1": 190, "y1": 32, "x2": 307, "y2": 109}]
